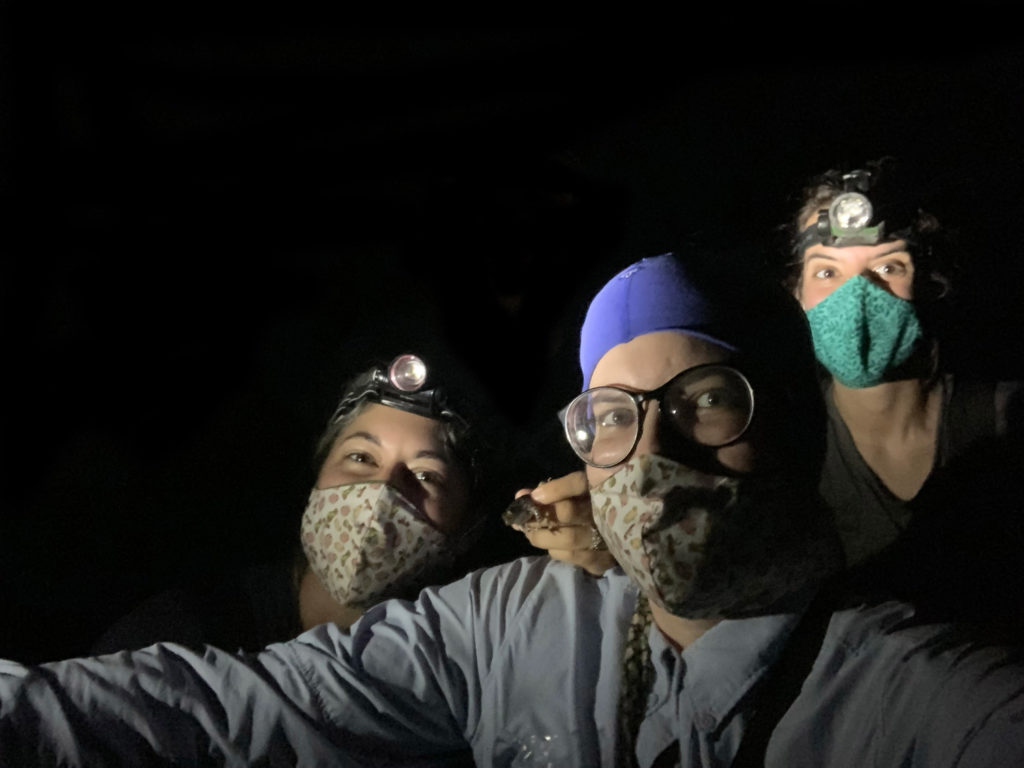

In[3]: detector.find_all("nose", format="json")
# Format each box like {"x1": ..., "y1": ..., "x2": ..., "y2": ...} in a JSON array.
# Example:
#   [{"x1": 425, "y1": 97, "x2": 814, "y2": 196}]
[
  {"x1": 860, "y1": 267, "x2": 894, "y2": 294},
  {"x1": 385, "y1": 462, "x2": 428, "y2": 507},
  {"x1": 633, "y1": 400, "x2": 664, "y2": 457},
  {"x1": 634, "y1": 399, "x2": 707, "y2": 469}
]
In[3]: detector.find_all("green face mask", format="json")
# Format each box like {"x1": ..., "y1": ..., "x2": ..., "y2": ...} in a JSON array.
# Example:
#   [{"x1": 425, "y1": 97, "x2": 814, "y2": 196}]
[{"x1": 804, "y1": 275, "x2": 922, "y2": 388}]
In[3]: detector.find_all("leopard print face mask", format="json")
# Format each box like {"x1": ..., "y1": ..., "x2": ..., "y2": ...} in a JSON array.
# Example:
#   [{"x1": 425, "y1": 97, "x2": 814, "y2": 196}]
[
  {"x1": 591, "y1": 454, "x2": 840, "y2": 618},
  {"x1": 301, "y1": 482, "x2": 454, "y2": 610}
]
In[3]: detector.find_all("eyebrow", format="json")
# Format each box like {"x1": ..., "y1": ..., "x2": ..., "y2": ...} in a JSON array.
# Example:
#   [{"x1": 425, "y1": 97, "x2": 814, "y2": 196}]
[
  {"x1": 869, "y1": 246, "x2": 911, "y2": 261},
  {"x1": 339, "y1": 432, "x2": 449, "y2": 463},
  {"x1": 804, "y1": 244, "x2": 910, "y2": 263},
  {"x1": 341, "y1": 431, "x2": 382, "y2": 447}
]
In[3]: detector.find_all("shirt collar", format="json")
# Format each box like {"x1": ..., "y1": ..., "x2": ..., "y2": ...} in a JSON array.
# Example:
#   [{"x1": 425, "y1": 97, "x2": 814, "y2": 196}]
[{"x1": 647, "y1": 606, "x2": 807, "y2": 729}]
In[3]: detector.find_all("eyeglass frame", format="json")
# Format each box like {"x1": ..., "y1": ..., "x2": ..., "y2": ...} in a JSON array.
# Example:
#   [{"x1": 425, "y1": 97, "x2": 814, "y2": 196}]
[{"x1": 559, "y1": 363, "x2": 756, "y2": 469}]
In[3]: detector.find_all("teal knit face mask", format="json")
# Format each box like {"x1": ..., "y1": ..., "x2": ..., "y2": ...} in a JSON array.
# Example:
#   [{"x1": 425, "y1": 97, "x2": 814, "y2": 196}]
[{"x1": 804, "y1": 275, "x2": 922, "y2": 388}]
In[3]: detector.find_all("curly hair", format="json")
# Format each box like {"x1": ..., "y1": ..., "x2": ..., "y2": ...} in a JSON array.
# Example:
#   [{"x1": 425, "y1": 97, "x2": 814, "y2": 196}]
[{"x1": 785, "y1": 157, "x2": 959, "y2": 344}]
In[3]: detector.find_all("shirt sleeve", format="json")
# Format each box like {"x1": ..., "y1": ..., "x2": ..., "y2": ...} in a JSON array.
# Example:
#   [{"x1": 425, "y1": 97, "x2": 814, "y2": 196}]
[
  {"x1": 0, "y1": 558, "x2": 550, "y2": 767},
  {"x1": 905, "y1": 642, "x2": 1024, "y2": 768}
]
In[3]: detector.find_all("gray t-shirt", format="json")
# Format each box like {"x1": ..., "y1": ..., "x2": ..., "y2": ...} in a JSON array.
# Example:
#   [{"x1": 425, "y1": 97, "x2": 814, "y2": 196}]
[{"x1": 819, "y1": 375, "x2": 1023, "y2": 567}]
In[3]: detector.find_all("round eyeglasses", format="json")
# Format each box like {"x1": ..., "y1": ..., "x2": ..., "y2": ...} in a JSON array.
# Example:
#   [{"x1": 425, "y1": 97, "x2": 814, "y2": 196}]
[{"x1": 560, "y1": 364, "x2": 755, "y2": 468}]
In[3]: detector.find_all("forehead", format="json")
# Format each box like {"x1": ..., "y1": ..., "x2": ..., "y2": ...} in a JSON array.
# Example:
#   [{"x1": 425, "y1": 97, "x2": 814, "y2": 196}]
[
  {"x1": 338, "y1": 403, "x2": 447, "y2": 454},
  {"x1": 801, "y1": 239, "x2": 913, "y2": 265},
  {"x1": 589, "y1": 331, "x2": 735, "y2": 391}
]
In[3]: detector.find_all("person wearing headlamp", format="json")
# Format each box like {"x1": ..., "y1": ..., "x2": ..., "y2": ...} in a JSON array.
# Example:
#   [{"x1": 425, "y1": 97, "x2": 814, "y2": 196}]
[
  {"x1": 295, "y1": 353, "x2": 486, "y2": 633},
  {"x1": 4, "y1": 253, "x2": 1024, "y2": 767},
  {"x1": 788, "y1": 161, "x2": 1022, "y2": 573},
  {"x1": 92, "y1": 353, "x2": 486, "y2": 652}
]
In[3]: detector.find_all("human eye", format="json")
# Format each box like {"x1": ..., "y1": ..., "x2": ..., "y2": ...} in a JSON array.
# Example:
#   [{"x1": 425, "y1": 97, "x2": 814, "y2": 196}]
[
  {"x1": 812, "y1": 266, "x2": 837, "y2": 280},
  {"x1": 694, "y1": 386, "x2": 744, "y2": 411},
  {"x1": 695, "y1": 390, "x2": 723, "y2": 408},
  {"x1": 596, "y1": 407, "x2": 637, "y2": 428},
  {"x1": 412, "y1": 468, "x2": 447, "y2": 489},
  {"x1": 873, "y1": 261, "x2": 908, "y2": 278},
  {"x1": 341, "y1": 451, "x2": 379, "y2": 471}
]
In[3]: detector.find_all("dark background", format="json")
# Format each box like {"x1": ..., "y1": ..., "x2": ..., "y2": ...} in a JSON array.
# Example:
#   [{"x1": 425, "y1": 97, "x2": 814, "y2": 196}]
[{"x1": 2, "y1": 24, "x2": 1023, "y2": 662}]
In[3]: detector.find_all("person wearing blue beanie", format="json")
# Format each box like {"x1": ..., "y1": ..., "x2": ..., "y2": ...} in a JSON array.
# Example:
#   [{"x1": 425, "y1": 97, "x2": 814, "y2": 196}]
[
  {"x1": 512, "y1": 251, "x2": 826, "y2": 569},
  {"x1": 2, "y1": 252, "x2": 1024, "y2": 767}
]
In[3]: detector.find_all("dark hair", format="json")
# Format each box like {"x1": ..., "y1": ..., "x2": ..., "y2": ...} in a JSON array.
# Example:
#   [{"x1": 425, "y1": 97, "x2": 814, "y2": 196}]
[
  {"x1": 312, "y1": 361, "x2": 482, "y2": 504},
  {"x1": 784, "y1": 157, "x2": 959, "y2": 356}
]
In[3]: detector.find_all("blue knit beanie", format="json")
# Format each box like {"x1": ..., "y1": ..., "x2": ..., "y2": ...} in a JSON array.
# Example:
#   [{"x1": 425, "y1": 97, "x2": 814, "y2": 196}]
[{"x1": 579, "y1": 253, "x2": 737, "y2": 389}]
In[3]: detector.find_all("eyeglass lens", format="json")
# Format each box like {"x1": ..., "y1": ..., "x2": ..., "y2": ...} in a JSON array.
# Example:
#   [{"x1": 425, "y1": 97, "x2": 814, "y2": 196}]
[{"x1": 564, "y1": 366, "x2": 752, "y2": 467}]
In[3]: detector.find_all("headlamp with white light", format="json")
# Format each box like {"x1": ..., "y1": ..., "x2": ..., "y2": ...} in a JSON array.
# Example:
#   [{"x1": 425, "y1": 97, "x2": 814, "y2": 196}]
[{"x1": 796, "y1": 169, "x2": 886, "y2": 252}]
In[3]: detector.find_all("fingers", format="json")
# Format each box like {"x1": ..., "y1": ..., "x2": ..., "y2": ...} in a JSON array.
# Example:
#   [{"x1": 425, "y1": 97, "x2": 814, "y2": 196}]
[
  {"x1": 505, "y1": 472, "x2": 591, "y2": 531},
  {"x1": 520, "y1": 472, "x2": 591, "y2": 529},
  {"x1": 529, "y1": 471, "x2": 588, "y2": 506},
  {"x1": 521, "y1": 492, "x2": 592, "y2": 530},
  {"x1": 520, "y1": 523, "x2": 594, "y2": 552},
  {"x1": 509, "y1": 471, "x2": 618, "y2": 576}
]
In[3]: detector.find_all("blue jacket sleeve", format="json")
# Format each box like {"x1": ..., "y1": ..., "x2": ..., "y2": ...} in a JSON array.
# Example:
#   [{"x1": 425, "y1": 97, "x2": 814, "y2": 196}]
[{"x1": 0, "y1": 560, "x2": 548, "y2": 767}]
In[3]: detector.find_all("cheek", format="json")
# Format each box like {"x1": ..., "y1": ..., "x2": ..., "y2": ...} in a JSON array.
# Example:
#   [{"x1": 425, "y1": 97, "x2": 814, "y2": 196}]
[
  {"x1": 716, "y1": 409, "x2": 768, "y2": 474},
  {"x1": 714, "y1": 441, "x2": 757, "y2": 474},
  {"x1": 422, "y1": 497, "x2": 446, "y2": 529},
  {"x1": 315, "y1": 466, "x2": 358, "y2": 490},
  {"x1": 427, "y1": 480, "x2": 470, "y2": 534},
  {"x1": 799, "y1": 277, "x2": 843, "y2": 311},
  {"x1": 892, "y1": 275, "x2": 914, "y2": 301}
]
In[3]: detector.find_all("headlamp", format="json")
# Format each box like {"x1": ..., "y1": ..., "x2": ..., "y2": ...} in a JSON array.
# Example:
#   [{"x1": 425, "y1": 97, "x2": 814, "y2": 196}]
[
  {"x1": 829, "y1": 192, "x2": 873, "y2": 233},
  {"x1": 386, "y1": 354, "x2": 428, "y2": 392},
  {"x1": 330, "y1": 353, "x2": 463, "y2": 427},
  {"x1": 798, "y1": 169, "x2": 886, "y2": 252}
]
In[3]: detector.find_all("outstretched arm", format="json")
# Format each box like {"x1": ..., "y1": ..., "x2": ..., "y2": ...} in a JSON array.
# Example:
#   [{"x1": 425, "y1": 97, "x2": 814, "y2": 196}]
[{"x1": 0, "y1": 577, "x2": 497, "y2": 767}]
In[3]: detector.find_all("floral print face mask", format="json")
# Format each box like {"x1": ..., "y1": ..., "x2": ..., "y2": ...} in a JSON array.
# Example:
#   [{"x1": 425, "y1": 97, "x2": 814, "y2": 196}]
[
  {"x1": 590, "y1": 455, "x2": 841, "y2": 618},
  {"x1": 300, "y1": 482, "x2": 454, "y2": 610}
]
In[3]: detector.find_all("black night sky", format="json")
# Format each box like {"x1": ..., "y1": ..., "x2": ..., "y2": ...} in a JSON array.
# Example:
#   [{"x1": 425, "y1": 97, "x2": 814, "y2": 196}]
[{"x1": 2, "y1": 24, "x2": 1023, "y2": 661}]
